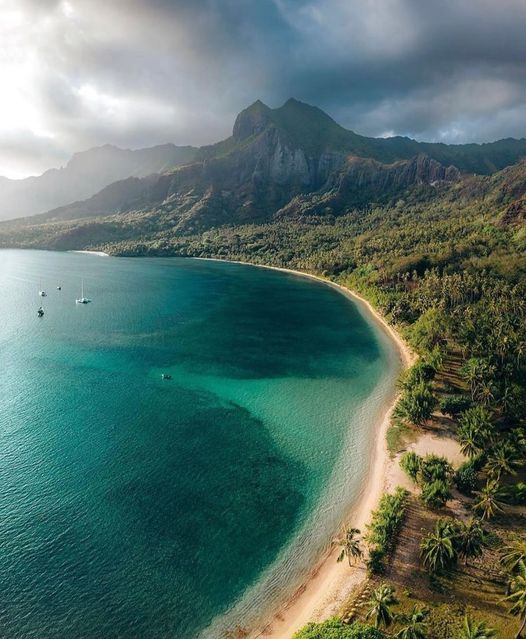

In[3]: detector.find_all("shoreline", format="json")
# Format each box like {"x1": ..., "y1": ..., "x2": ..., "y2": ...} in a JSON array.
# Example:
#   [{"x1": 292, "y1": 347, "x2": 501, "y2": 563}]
[
  {"x1": 69, "y1": 249, "x2": 110, "y2": 257},
  {"x1": 191, "y1": 258, "x2": 415, "y2": 638},
  {"x1": 72, "y1": 250, "x2": 416, "y2": 637},
  {"x1": 192, "y1": 258, "x2": 414, "y2": 370}
]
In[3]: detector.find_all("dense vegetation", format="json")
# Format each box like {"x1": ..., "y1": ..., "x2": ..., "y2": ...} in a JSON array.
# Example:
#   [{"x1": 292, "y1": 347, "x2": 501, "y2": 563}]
[
  {"x1": 293, "y1": 619, "x2": 385, "y2": 639},
  {"x1": 365, "y1": 489, "x2": 410, "y2": 575},
  {"x1": 400, "y1": 453, "x2": 453, "y2": 509}
]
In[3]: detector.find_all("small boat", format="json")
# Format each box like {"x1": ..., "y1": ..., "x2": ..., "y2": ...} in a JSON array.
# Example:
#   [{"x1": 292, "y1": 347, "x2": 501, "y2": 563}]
[
  {"x1": 75, "y1": 278, "x2": 91, "y2": 304},
  {"x1": 57, "y1": 285, "x2": 62, "y2": 290},
  {"x1": 37, "y1": 306, "x2": 44, "y2": 317},
  {"x1": 38, "y1": 280, "x2": 46, "y2": 296},
  {"x1": 161, "y1": 374, "x2": 172, "y2": 380}
]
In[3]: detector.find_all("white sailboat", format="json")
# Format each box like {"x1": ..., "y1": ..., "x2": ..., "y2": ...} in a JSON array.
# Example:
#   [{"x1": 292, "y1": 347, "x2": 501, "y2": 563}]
[{"x1": 75, "y1": 278, "x2": 91, "y2": 304}]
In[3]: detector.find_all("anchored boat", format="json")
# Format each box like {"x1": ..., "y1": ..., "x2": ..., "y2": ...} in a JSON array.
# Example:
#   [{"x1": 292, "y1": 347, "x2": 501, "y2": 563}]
[{"x1": 75, "y1": 278, "x2": 91, "y2": 304}]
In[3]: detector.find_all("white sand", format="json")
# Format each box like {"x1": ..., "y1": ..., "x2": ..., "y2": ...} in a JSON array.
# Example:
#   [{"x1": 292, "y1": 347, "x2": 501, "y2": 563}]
[{"x1": 69, "y1": 250, "x2": 110, "y2": 257}]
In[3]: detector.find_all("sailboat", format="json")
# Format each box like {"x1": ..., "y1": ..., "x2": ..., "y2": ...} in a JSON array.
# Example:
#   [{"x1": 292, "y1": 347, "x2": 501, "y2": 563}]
[
  {"x1": 75, "y1": 278, "x2": 91, "y2": 304},
  {"x1": 38, "y1": 280, "x2": 47, "y2": 297}
]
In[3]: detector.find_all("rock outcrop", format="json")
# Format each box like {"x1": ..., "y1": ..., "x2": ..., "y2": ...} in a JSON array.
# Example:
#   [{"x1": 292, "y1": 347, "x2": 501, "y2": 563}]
[{"x1": 21, "y1": 103, "x2": 463, "y2": 234}]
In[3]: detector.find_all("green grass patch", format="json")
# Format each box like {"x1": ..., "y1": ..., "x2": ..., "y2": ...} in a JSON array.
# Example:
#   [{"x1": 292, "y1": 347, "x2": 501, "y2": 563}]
[{"x1": 386, "y1": 418, "x2": 415, "y2": 457}]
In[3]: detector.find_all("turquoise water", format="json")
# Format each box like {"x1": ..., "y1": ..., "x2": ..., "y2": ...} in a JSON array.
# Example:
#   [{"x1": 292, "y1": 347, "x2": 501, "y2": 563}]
[{"x1": 0, "y1": 250, "x2": 399, "y2": 638}]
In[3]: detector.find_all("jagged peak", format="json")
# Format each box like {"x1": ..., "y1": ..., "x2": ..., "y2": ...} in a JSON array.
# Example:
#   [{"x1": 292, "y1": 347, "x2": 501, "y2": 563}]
[
  {"x1": 282, "y1": 97, "x2": 305, "y2": 108},
  {"x1": 248, "y1": 99, "x2": 271, "y2": 111},
  {"x1": 232, "y1": 100, "x2": 272, "y2": 140},
  {"x1": 275, "y1": 98, "x2": 342, "y2": 124}
]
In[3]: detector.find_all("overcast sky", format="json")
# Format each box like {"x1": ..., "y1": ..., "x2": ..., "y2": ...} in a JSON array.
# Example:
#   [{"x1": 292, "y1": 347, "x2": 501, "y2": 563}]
[{"x1": 2, "y1": 0, "x2": 526, "y2": 178}]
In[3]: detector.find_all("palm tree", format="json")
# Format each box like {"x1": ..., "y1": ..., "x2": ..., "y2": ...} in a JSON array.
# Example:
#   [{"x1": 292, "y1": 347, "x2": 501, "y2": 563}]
[
  {"x1": 420, "y1": 519, "x2": 457, "y2": 573},
  {"x1": 462, "y1": 358, "x2": 483, "y2": 399},
  {"x1": 478, "y1": 381, "x2": 495, "y2": 407},
  {"x1": 501, "y1": 383, "x2": 518, "y2": 416},
  {"x1": 473, "y1": 480, "x2": 504, "y2": 520},
  {"x1": 510, "y1": 429, "x2": 526, "y2": 457},
  {"x1": 400, "y1": 451, "x2": 422, "y2": 483},
  {"x1": 516, "y1": 341, "x2": 526, "y2": 369},
  {"x1": 460, "y1": 615, "x2": 497, "y2": 638},
  {"x1": 458, "y1": 423, "x2": 483, "y2": 459},
  {"x1": 457, "y1": 518, "x2": 485, "y2": 565},
  {"x1": 395, "y1": 605, "x2": 429, "y2": 639},
  {"x1": 366, "y1": 583, "x2": 399, "y2": 629},
  {"x1": 421, "y1": 478, "x2": 451, "y2": 509},
  {"x1": 394, "y1": 381, "x2": 435, "y2": 426},
  {"x1": 485, "y1": 442, "x2": 521, "y2": 481},
  {"x1": 461, "y1": 358, "x2": 495, "y2": 401},
  {"x1": 335, "y1": 527, "x2": 363, "y2": 566},
  {"x1": 504, "y1": 561, "x2": 526, "y2": 639},
  {"x1": 457, "y1": 406, "x2": 493, "y2": 459},
  {"x1": 501, "y1": 540, "x2": 526, "y2": 575}
]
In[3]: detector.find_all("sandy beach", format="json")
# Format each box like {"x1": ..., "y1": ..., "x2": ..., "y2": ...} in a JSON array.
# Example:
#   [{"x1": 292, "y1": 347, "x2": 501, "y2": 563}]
[
  {"x1": 235, "y1": 265, "x2": 465, "y2": 639},
  {"x1": 70, "y1": 250, "x2": 110, "y2": 257},
  {"x1": 190, "y1": 258, "x2": 417, "y2": 638}
]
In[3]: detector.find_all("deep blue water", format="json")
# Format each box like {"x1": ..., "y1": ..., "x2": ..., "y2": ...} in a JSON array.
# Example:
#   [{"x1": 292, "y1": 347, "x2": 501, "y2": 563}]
[{"x1": 0, "y1": 250, "x2": 399, "y2": 638}]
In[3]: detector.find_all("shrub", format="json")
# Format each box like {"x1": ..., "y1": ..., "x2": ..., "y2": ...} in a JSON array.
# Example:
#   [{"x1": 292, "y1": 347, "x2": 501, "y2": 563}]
[
  {"x1": 401, "y1": 361, "x2": 436, "y2": 386},
  {"x1": 293, "y1": 619, "x2": 385, "y2": 639},
  {"x1": 421, "y1": 479, "x2": 452, "y2": 508},
  {"x1": 426, "y1": 345, "x2": 445, "y2": 372},
  {"x1": 400, "y1": 451, "x2": 422, "y2": 482},
  {"x1": 394, "y1": 381, "x2": 435, "y2": 426},
  {"x1": 419, "y1": 455, "x2": 453, "y2": 484},
  {"x1": 439, "y1": 395, "x2": 472, "y2": 418},
  {"x1": 365, "y1": 488, "x2": 409, "y2": 574},
  {"x1": 366, "y1": 547, "x2": 386, "y2": 576},
  {"x1": 454, "y1": 461, "x2": 478, "y2": 496},
  {"x1": 500, "y1": 482, "x2": 526, "y2": 505}
]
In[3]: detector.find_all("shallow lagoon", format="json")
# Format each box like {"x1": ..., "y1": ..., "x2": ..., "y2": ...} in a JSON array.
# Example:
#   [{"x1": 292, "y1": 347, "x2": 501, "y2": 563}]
[{"x1": 0, "y1": 251, "x2": 399, "y2": 638}]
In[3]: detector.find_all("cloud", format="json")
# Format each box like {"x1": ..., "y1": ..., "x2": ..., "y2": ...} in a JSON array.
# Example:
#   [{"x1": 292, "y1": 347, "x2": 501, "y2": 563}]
[{"x1": 0, "y1": 0, "x2": 525, "y2": 177}]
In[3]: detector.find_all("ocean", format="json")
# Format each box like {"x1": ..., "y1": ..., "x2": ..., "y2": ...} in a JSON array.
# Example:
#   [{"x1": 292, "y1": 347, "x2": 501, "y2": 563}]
[{"x1": 0, "y1": 250, "x2": 399, "y2": 638}]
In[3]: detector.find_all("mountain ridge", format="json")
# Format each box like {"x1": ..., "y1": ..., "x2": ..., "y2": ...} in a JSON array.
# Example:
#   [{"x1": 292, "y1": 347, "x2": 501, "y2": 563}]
[
  {"x1": 0, "y1": 143, "x2": 198, "y2": 221},
  {"x1": 1, "y1": 97, "x2": 526, "y2": 246}
]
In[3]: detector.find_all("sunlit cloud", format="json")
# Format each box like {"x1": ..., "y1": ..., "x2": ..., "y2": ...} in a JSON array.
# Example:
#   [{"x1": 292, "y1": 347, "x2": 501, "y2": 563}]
[{"x1": 0, "y1": 0, "x2": 525, "y2": 178}]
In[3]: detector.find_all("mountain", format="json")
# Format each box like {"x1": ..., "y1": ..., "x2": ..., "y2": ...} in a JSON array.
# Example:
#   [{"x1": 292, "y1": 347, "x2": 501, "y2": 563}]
[
  {"x1": 197, "y1": 98, "x2": 526, "y2": 173},
  {"x1": 1, "y1": 98, "x2": 526, "y2": 250},
  {"x1": 220, "y1": 99, "x2": 526, "y2": 173},
  {"x1": 0, "y1": 143, "x2": 197, "y2": 221}
]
